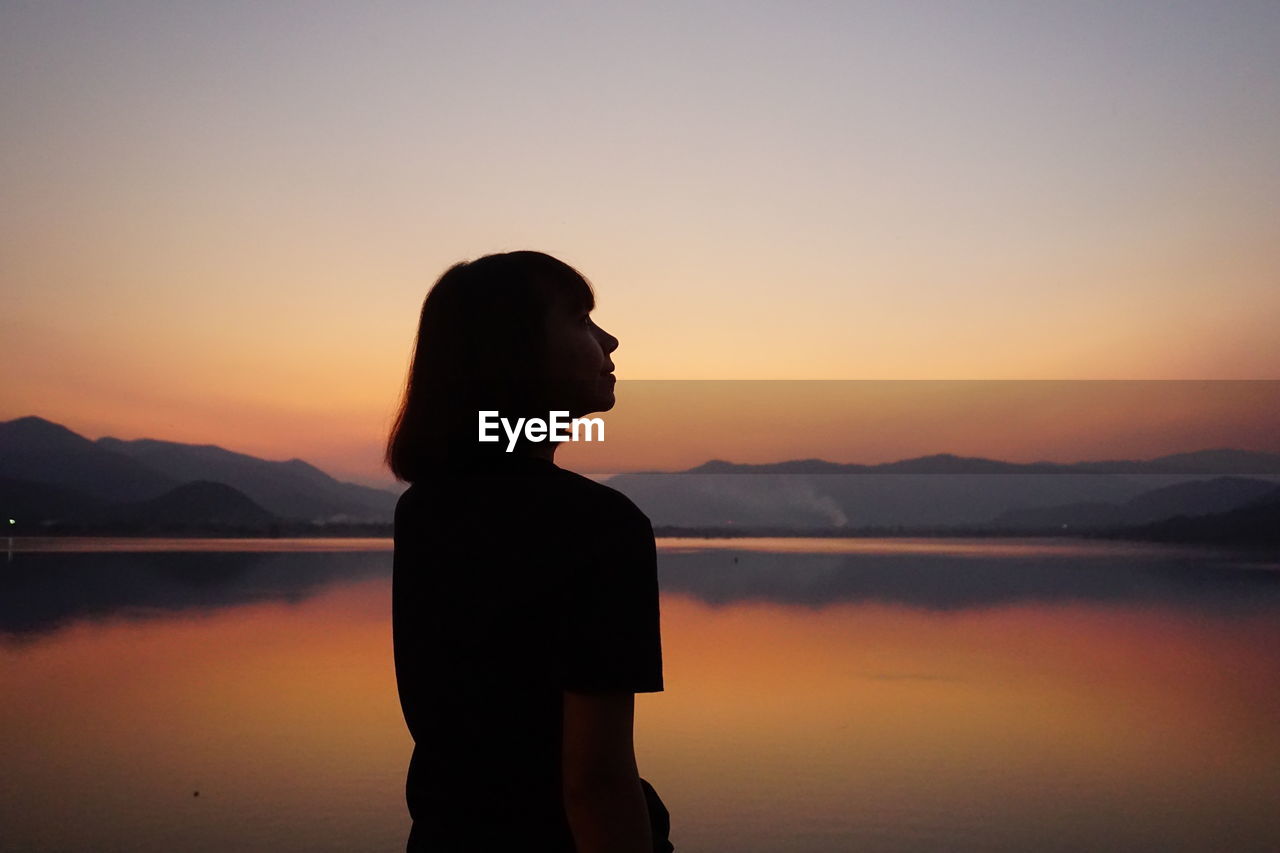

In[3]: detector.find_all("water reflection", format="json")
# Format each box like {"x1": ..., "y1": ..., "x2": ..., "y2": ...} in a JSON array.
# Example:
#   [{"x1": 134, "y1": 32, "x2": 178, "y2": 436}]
[
  {"x1": 4, "y1": 538, "x2": 1277, "y2": 640},
  {"x1": 656, "y1": 545, "x2": 1280, "y2": 614},
  {"x1": 1, "y1": 540, "x2": 1278, "y2": 851},
  {"x1": 0, "y1": 549, "x2": 389, "y2": 638}
]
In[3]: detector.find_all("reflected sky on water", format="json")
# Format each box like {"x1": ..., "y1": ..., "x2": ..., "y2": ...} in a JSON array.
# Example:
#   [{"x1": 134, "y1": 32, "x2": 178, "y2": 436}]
[{"x1": 2, "y1": 538, "x2": 1278, "y2": 851}]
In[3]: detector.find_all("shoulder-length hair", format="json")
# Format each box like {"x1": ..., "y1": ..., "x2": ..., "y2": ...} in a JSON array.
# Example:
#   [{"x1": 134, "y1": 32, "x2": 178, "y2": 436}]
[{"x1": 385, "y1": 250, "x2": 596, "y2": 483}]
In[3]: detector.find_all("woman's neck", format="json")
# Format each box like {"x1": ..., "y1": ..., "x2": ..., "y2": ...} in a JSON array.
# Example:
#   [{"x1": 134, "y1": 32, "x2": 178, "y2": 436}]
[{"x1": 518, "y1": 443, "x2": 557, "y2": 464}]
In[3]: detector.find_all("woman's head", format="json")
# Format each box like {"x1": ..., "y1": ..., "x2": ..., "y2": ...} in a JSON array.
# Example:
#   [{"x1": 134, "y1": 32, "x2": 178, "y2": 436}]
[{"x1": 385, "y1": 250, "x2": 618, "y2": 482}]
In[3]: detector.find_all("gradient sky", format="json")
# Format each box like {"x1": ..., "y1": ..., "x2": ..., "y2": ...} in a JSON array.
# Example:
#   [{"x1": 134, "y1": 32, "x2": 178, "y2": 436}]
[{"x1": 3, "y1": 1, "x2": 1278, "y2": 487}]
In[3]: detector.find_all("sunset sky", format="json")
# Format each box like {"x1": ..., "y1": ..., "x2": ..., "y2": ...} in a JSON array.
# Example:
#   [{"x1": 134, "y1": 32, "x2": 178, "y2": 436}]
[{"x1": 3, "y1": 1, "x2": 1278, "y2": 487}]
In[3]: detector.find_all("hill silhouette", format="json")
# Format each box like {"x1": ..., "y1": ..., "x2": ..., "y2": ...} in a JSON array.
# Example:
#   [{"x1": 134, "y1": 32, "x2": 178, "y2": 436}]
[
  {"x1": 1091, "y1": 485, "x2": 1280, "y2": 546},
  {"x1": 4, "y1": 414, "x2": 1278, "y2": 544},
  {"x1": 1, "y1": 415, "x2": 396, "y2": 530}
]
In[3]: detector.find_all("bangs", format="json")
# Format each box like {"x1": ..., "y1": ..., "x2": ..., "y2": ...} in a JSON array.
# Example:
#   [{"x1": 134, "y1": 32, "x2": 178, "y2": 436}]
[
  {"x1": 531, "y1": 258, "x2": 595, "y2": 314},
  {"x1": 560, "y1": 271, "x2": 595, "y2": 312}
]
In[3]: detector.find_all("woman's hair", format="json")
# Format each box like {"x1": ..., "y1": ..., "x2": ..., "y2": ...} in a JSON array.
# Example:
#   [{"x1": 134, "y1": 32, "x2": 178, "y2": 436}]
[{"x1": 385, "y1": 250, "x2": 596, "y2": 483}]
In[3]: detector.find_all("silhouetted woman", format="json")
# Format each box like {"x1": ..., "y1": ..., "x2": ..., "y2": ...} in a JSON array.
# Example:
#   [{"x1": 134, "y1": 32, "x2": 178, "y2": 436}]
[{"x1": 386, "y1": 251, "x2": 673, "y2": 852}]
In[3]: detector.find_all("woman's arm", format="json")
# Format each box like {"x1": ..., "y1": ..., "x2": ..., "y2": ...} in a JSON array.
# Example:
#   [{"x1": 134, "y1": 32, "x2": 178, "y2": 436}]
[{"x1": 562, "y1": 689, "x2": 654, "y2": 853}]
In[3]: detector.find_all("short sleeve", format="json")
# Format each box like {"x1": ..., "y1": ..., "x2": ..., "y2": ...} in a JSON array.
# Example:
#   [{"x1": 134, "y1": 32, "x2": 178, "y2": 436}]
[{"x1": 558, "y1": 498, "x2": 664, "y2": 693}]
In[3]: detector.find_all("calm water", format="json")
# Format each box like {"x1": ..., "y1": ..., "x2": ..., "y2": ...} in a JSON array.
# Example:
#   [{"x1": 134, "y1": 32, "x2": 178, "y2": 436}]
[{"x1": 2, "y1": 537, "x2": 1278, "y2": 852}]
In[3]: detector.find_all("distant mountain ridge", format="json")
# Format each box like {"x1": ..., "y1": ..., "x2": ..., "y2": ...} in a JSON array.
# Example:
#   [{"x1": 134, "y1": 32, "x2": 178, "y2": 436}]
[
  {"x1": 988, "y1": 476, "x2": 1280, "y2": 531},
  {"x1": 96, "y1": 434, "x2": 394, "y2": 521},
  {"x1": 1091, "y1": 484, "x2": 1280, "y2": 546},
  {"x1": 4, "y1": 414, "x2": 1279, "y2": 542},
  {"x1": 1, "y1": 415, "x2": 397, "y2": 528},
  {"x1": 0, "y1": 416, "x2": 177, "y2": 502},
  {"x1": 88, "y1": 480, "x2": 279, "y2": 526},
  {"x1": 676, "y1": 448, "x2": 1280, "y2": 476},
  {"x1": 607, "y1": 450, "x2": 1280, "y2": 531}
]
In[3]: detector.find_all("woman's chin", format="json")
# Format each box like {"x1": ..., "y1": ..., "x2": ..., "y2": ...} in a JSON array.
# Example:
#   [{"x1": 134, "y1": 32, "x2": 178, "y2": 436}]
[{"x1": 571, "y1": 394, "x2": 614, "y2": 418}]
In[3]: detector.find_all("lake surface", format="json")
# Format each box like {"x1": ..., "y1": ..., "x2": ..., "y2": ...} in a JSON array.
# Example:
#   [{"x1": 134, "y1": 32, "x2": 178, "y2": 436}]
[{"x1": 2, "y1": 537, "x2": 1278, "y2": 852}]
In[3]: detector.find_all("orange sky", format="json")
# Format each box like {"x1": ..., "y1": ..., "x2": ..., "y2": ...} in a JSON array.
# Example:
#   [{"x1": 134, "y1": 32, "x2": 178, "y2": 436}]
[{"x1": 3, "y1": 3, "x2": 1278, "y2": 487}]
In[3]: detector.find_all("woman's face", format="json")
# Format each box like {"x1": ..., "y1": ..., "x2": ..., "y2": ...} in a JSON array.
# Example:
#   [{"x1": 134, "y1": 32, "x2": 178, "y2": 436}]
[{"x1": 539, "y1": 289, "x2": 619, "y2": 418}]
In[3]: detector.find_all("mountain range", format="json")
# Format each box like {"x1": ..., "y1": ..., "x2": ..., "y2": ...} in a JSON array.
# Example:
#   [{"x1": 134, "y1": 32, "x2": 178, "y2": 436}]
[
  {"x1": 608, "y1": 454, "x2": 1280, "y2": 532},
  {"x1": 2, "y1": 414, "x2": 1278, "y2": 543},
  {"x1": 1, "y1": 415, "x2": 397, "y2": 532}
]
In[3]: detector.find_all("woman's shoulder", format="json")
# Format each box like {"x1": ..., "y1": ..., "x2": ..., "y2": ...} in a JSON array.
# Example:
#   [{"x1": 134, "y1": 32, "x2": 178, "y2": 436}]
[
  {"x1": 393, "y1": 465, "x2": 651, "y2": 529},
  {"x1": 548, "y1": 467, "x2": 652, "y2": 528}
]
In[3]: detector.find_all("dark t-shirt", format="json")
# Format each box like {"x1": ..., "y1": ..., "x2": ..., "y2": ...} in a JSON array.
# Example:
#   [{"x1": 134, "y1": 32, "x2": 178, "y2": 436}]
[{"x1": 392, "y1": 452, "x2": 669, "y2": 851}]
